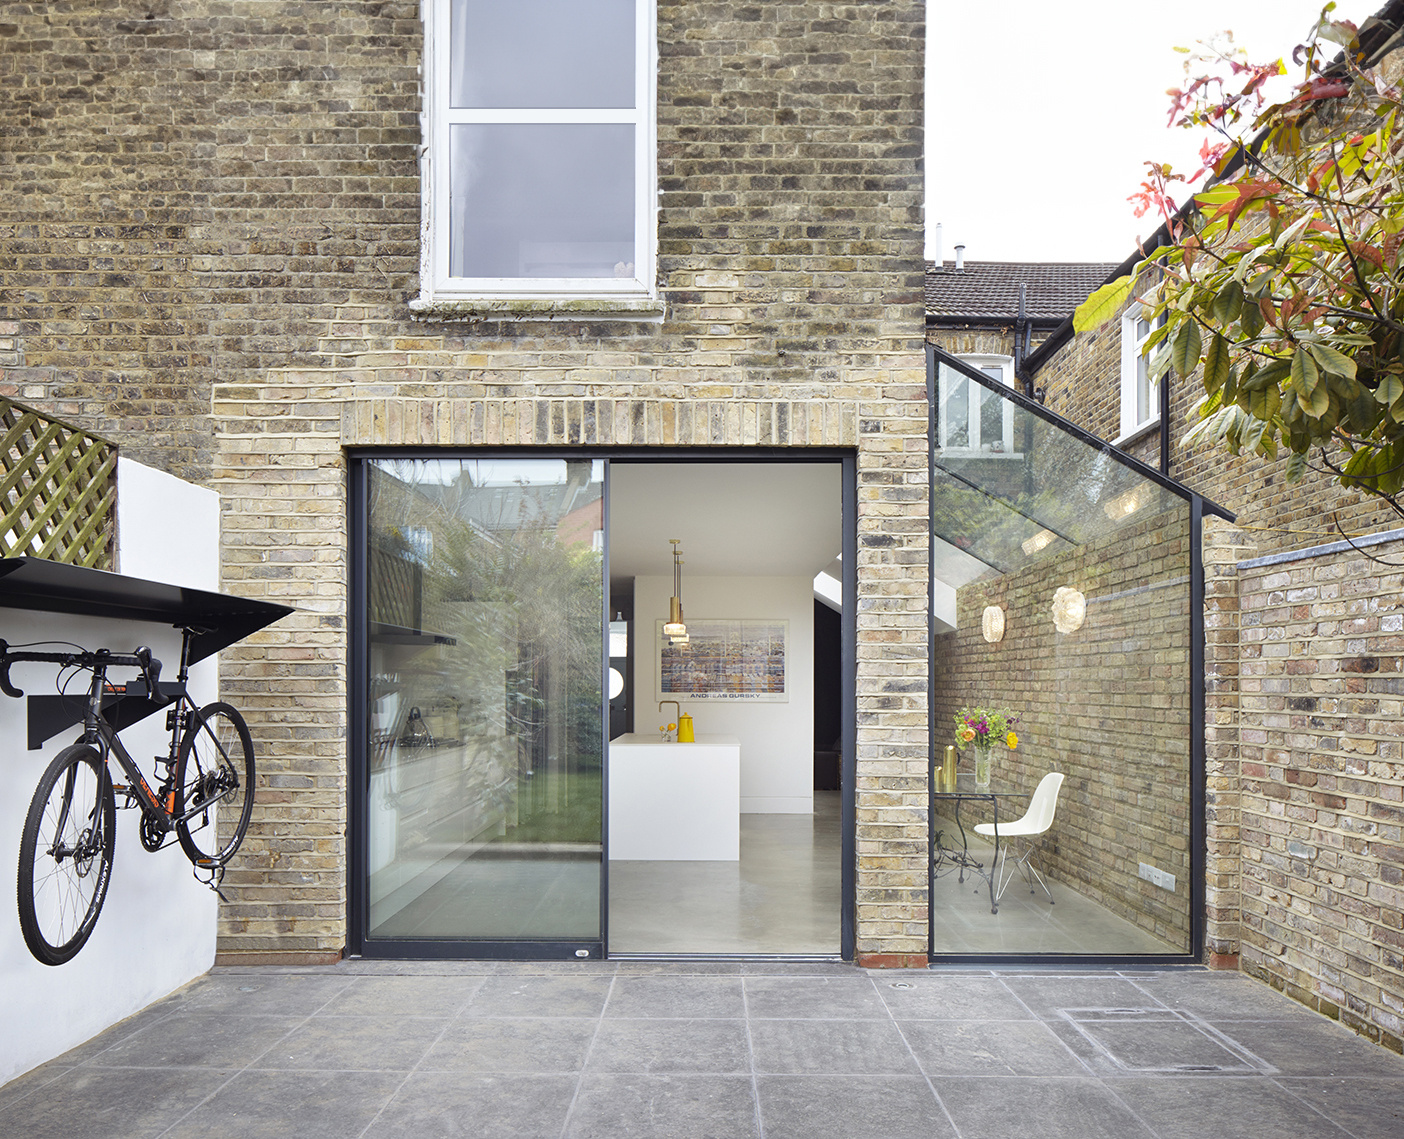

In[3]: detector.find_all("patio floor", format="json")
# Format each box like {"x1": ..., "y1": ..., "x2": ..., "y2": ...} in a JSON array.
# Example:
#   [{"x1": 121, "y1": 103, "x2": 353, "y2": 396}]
[{"x1": 2, "y1": 960, "x2": 1402, "y2": 1138}]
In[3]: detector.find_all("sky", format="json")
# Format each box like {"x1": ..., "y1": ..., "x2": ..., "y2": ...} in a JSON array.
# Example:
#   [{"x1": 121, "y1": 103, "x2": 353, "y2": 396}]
[{"x1": 926, "y1": 0, "x2": 1381, "y2": 264}]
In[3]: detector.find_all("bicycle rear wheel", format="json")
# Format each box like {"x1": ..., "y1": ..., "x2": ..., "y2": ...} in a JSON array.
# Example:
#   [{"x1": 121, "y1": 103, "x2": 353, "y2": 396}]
[
  {"x1": 174, "y1": 702, "x2": 255, "y2": 867},
  {"x1": 17, "y1": 744, "x2": 116, "y2": 966}
]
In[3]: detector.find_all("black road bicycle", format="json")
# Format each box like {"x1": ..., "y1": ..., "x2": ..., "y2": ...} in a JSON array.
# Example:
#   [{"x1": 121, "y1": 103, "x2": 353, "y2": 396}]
[{"x1": 0, "y1": 625, "x2": 254, "y2": 965}]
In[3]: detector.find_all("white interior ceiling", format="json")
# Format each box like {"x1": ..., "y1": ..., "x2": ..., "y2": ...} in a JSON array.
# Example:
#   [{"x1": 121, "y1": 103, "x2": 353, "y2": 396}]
[{"x1": 609, "y1": 463, "x2": 842, "y2": 585}]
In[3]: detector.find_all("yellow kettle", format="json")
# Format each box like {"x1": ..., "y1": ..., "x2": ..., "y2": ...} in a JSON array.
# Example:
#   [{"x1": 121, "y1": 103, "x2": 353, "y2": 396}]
[{"x1": 677, "y1": 711, "x2": 695, "y2": 742}]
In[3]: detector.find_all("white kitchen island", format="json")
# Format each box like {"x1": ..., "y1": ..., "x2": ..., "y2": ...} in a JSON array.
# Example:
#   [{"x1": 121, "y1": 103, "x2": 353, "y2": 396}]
[{"x1": 608, "y1": 733, "x2": 741, "y2": 860}]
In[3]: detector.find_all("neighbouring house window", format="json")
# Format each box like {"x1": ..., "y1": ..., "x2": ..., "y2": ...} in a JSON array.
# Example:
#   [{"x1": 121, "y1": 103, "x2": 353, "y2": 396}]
[
  {"x1": 939, "y1": 355, "x2": 1016, "y2": 455},
  {"x1": 418, "y1": 0, "x2": 656, "y2": 309},
  {"x1": 1120, "y1": 308, "x2": 1159, "y2": 440}
]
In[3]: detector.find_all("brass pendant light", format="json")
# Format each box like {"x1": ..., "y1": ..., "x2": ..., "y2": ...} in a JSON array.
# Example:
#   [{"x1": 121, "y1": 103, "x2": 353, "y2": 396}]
[{"x1": 663, "y1": 538, "x2": 687, "y2": 640}]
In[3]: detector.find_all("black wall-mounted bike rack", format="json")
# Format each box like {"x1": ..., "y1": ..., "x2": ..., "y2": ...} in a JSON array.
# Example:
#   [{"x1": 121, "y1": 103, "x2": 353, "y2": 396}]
[{"x1": 0, "y1": 556, "x2": 293, "y2": 749}]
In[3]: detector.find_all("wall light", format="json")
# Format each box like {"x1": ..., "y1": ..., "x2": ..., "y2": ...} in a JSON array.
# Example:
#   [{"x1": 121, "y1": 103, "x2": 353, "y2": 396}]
[
  {"x1": 981, "y1": 605, "x2": 1005, "y2": 643},
  {"x1": 1052, "y1": 586, "x2": 1086, "y2": 633}
]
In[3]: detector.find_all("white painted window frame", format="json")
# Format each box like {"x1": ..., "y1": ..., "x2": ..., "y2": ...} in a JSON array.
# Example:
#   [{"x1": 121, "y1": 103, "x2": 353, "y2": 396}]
[
  {"x1": 1118, "y1": 307, "x2": 1160, "y2": 443},
  {"x1": 941, "y1": 354, "x2": 1018, "y2": 456},
  {"x1": 415, "y1": 0, "x2": 658, "y2": 314}
]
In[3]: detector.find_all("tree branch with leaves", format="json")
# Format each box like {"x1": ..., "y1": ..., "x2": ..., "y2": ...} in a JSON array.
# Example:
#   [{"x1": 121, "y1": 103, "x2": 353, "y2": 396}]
[{"x1": 1075, "y1": 4, "x2": 1404, "y2": 517}]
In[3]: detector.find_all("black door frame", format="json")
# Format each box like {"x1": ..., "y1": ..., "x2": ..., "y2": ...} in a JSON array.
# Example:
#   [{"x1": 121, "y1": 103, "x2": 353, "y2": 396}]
[{"x1": 347, "y1": 447, "x2": 857, "y2": 961}]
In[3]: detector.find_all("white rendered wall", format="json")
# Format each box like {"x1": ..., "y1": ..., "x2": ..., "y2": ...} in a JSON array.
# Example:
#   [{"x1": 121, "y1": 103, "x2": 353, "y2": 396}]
[
  {"x1": 0, "y1": 459, "x2": 220, "y2": 1086},
  {"x1": 632, "y1": 575, "x2": 814, "y2": 813}
]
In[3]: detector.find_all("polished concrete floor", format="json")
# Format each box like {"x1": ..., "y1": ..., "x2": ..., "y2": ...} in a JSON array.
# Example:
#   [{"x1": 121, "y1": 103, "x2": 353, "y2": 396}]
[
  {"x1": 4, "y1": 961, "x2": 1402, "y2": 1138},
  {"x1": 609, "y1": 791, "x2": 842, "y2": 955},
  {"x1": 930, "y1": 817, "x2": 1180, "y2": 956}
]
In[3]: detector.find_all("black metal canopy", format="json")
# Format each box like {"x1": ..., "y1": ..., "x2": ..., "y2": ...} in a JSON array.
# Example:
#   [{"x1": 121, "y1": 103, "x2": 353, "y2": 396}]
[{"x1": 0, "y1": 556, "x2": 294, "y2": 664}]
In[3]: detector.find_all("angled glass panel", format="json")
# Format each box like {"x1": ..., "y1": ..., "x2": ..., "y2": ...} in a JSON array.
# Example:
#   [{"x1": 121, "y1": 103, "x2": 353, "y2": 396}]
[
  {"x1": 365, "y1": 458, "x2": 604, "y2": 943},
  {"x1": 929, "y1": 350, "x2": 1196, "y2": 959},
  {"x1": 933, "y1": 360, "x2": 1179, "y2": 573}
]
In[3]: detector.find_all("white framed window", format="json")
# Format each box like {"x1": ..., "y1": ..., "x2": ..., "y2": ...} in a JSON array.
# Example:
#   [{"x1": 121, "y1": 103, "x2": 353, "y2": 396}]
[
  {"x1": 1119, "y1": 308, "x2": 1160, "y2": 441},
  {"x1": 415, "y1": 0, "x2": 658, "y2": 316},
  {"x1": 940, "y1": 355, "x2": 1017, "y2": 455}
]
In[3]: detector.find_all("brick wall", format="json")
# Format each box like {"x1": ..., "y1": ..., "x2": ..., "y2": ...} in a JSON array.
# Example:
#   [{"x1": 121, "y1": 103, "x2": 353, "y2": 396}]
[
  {"x1": 933, "y1": 505, "x2": 1195, "y2": 950},
  {"x1": 0, "y1": 2, "x2": 929, "y2": 961},
  {"x1": 1235, "y1": 536, "x2": 1404, "y2": 1053}
]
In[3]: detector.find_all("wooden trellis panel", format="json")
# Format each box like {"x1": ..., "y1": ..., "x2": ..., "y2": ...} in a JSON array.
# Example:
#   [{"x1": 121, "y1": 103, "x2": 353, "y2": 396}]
[{"x1": 0, "y1": 398, "x2": 118, "y2": 569}]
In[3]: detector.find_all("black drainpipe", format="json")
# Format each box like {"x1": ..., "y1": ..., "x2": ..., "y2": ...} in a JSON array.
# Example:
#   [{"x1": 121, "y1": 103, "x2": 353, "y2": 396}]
[
  {"x1": 1160, "y1": 353, "x2": 1171, "y2": 475},
  {"x1": 1014, "y1": 283, "x2": 1031, "y2": 398}
]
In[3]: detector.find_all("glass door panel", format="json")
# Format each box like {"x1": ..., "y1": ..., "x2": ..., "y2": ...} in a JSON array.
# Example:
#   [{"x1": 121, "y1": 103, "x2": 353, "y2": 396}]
[{"x1": 364, "y1": 458, "x2": 604, "y2": 943}]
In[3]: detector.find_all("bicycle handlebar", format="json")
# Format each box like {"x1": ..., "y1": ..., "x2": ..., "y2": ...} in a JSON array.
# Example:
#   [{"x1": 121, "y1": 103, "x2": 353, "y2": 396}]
[{"x1": 0, "y1": 640, "x2": 163, "y2": 700}]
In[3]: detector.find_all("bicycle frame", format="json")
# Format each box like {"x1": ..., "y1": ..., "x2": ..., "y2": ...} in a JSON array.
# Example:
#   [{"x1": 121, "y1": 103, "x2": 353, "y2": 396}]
[{"x1": 6, "y1": 625, "x2": 237, "y2": 835}]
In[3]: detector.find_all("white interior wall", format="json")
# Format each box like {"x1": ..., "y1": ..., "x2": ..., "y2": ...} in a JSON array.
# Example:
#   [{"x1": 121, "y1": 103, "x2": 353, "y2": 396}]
[
  {"x1": 0, "y1": 458, "x2": 220, "y2": 1086},
  {"x1": 633, "y1": 574, "x2": 813, "y2": 813}
]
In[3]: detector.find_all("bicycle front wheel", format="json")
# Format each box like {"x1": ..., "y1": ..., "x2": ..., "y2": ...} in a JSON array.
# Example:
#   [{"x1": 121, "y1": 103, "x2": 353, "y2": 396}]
[
  {"x1": 175, "y1": 702, "x2": 255, "y2": 867},
  {"x1": 18, "y1": 743, "x2": 116, "y2": 966}
]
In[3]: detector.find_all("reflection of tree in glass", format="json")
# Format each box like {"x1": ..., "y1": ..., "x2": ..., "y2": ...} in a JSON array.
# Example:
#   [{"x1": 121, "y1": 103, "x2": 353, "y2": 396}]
[{"x1": 368, "y1": 461, "x2": 603, "y2": 846}]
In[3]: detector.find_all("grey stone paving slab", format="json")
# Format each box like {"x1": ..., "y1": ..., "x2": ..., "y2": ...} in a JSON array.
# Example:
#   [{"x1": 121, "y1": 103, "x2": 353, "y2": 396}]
[
  {"x1": 604, "y1": 975, "x2": 747, "y2": 1018},
  {"x1": 160, "y1": 1069, "x2": 404, "y2": 1139},
  {"x1": 1200, "y1": 1017, "x2": 1404, "y2": 1078},
  {"x1": 936, "y1": 1076, "x2": 1158, "y2": 1139},
  {"x1": 900, "y1": 1019, "x2": 1090, "y2": 1076},
  {"x1": 464, "y1": 974, "x2": 613, "y2": 1017},
  {"x1": 0, "y1": 1060, "x2": 71, "y2": 1113},
  {"x1": 174, "y1": 973, "x2": 353, "y2": 1016},
  {"x1": 1112, "y1": 1076, "x2": 1355, "y2": 1139},
  {"x1": 743, "y1": 975, "x2": 888, "y2": 1019},
  {"x1": 317, "y1": 974, "x2": 486, "y2": 1017},
  {"x1": 585, "y1": 1018, "x2": 751, "y2": 1074},
  {"x1": 418, "y1": 1017, "x2": 597, "y2": 1073},
  {"x1": 0, "y1": 1064, "x2": 235, "y2": 1139},
  {"x1": 1123, "y1": 971, "x2": 1336, "y2": 1020},
  {"x1": 83, "y1": 1013, "x2": 300, "y2": 1071},
  {"x1": 755, "y1": 1074, "x2": 955, "y2": 1139},
  {"x1": 364, "y1": 1072, "x2": 578, "y2": 1138},
  {"x1": 748, "y1": 1017, "x2": 922, "y2": 1075},
  {"x1": 878, "y1": 974, "x2": 1037, "y2": 1020},
  {"x1": 565, "y1": 1073, "x2": 760, "y2": 1138},
  {"x1": 253, "y1": 1014, "x2": 446, "y2": 1072},
  {"x1": 32, "y1": 1002, "x2": 182, "y2": 1067},
  {"x1": 1276, "y1": 1076, "x2": 1404, "y2": 1139}
]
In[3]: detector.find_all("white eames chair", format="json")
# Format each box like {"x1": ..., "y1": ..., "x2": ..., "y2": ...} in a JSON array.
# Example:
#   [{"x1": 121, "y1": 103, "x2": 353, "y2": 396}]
[{"x1": 973, "y1": 772, "x2": 1064, "y2": 904}]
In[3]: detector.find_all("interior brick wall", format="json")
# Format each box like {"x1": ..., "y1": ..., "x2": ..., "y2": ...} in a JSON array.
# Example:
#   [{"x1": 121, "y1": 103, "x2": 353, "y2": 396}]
[{"x1": 932, "y1": 506, "x2": 1195, "y2": 951}]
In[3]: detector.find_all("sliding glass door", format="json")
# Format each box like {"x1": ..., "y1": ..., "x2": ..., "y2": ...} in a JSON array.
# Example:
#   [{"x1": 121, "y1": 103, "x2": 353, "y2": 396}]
[{"x1": 359, "y1": 457, "x2": 605, "y2": 953}]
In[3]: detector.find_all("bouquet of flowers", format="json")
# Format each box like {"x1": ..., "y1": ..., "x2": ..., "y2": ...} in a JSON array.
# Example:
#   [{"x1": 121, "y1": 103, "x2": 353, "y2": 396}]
[{"x1": 953, "y1": 706, "x2": 1019, "y2": 753}]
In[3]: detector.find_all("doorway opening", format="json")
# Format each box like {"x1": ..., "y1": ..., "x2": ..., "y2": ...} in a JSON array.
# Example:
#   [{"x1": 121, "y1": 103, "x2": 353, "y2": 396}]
[
  {"x1": 348, "y1": 452, "x2": 854, "y2": 960},
  {"x1": 606, "y1": 461, "x2": 844, "y2": 956}
]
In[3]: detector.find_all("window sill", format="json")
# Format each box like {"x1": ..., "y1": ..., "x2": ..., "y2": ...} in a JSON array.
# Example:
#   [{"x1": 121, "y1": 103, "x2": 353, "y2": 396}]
[
  {"x1": 1113, "y1": 419, "x2": 1160, "y2": 448},
  {"x1": 936, "y1": 449, "x2": 1025, "y2": 461},
  {"x1": 408, "y1": 295, "x2": 667, "y2": 323}
]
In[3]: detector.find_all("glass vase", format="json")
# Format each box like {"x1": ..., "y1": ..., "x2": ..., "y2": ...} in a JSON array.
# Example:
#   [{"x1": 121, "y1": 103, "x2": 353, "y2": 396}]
[{"x1": 974, "y1": 746, "x2": 992, "y2": 790}]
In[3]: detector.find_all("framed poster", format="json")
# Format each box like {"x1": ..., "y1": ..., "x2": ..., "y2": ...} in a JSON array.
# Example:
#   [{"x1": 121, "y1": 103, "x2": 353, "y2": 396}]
[{"x1": 657, "y1": 618, "x2": 788, "y2": 702}]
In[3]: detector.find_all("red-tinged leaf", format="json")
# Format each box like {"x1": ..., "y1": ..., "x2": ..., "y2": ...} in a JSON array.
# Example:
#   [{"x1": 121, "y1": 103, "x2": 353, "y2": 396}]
[
  {"x1": 1210, "y1": 180, "x2": 1281, "y2": 229},
  {"x1": 1302, "y1": 77, "x2": 1350, "y2": 101},
  {"x1": 1259, "y1": 297, "x2": 1278, "y2": 329},
  {"x1": 1350, "y1": 243, "x2": 1386, "y2": 270},
  {"x1": 1300, "y1": 306, "x2": 1327, "y2": 324}
]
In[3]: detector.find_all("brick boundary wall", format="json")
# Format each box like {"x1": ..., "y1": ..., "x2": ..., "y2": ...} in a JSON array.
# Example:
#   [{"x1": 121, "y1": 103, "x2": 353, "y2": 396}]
[{"x1": 1234, "y1": 532, "x2": 1404, "y2": 1054}]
